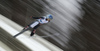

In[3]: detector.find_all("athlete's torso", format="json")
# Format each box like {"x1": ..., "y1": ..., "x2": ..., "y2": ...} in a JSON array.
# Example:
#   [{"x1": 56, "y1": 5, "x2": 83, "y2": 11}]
[{"x1": 37, "y1": 17, "x2": 48, "y2": 24}]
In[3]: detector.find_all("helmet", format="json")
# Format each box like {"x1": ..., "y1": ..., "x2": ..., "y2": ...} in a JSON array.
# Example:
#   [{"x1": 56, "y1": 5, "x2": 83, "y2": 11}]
[{"x1": 46, "y1": 14, "x2": 53, "y2": 20}]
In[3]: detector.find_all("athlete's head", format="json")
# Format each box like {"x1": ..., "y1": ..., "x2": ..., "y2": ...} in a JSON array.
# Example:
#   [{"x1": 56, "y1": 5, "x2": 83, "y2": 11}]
[{"x1": 46, "y1": 14, "x2": 53, "y2": 20}]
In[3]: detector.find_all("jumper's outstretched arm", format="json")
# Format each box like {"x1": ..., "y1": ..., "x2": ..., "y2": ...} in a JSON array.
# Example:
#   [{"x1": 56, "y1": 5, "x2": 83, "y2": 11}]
[{"x1": 30, "y1": 16, "x2": 44, "y2": 19}]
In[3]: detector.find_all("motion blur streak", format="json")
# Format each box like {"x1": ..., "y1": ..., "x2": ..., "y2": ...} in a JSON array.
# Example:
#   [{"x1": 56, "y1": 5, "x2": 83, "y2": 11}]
[
  {"x1": 38, "y1": 0, "x2": 84, "y2": 50},
  {"x1": 1, "y1": 0, "x2": 100, "y2": 51},
  {"x1": 0, "y1": 0, "x2": 84, "y2": 51}
]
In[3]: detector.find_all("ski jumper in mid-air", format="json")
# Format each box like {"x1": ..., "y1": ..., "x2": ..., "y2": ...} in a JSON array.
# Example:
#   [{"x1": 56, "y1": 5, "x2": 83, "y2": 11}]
[{"x1": 13, "y1": 14, "x2": 53, "y2": 38}]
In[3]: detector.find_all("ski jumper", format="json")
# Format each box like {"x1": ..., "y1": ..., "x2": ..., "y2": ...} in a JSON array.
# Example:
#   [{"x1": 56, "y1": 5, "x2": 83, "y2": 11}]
[
  {"x1": 13, "y1": 16, "x2": 49, "y2": 38},
  {"x1": 13, "y1": 14, "x2": 53, "y2": 38}
]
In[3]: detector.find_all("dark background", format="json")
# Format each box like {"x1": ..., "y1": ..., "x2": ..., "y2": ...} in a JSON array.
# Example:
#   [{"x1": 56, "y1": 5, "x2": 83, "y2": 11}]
[{"x1": 0, "y1": 0, "x2": 100, "y2": 51}]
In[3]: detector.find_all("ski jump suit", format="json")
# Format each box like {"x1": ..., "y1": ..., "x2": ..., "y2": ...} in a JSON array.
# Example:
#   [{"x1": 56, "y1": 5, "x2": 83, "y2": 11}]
[
  {"x1": 29, "y1": 16, "x2": 49, "y2": 36},
  {"x1": 13, "y1": 16, "x2": 49, "y2": 38}
]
